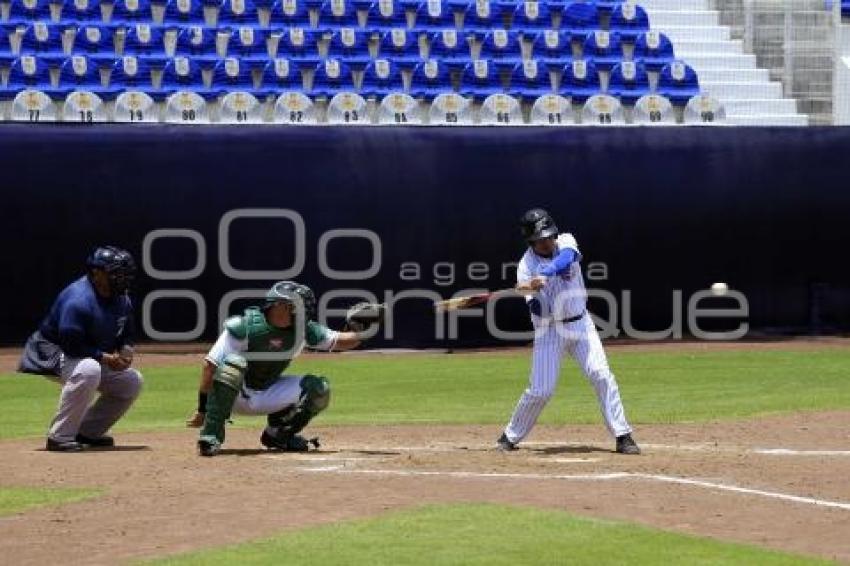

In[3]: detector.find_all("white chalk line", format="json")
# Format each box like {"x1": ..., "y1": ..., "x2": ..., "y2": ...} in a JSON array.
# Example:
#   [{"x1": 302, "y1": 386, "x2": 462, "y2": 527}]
[
  {"x1": 753, "y1": 448, "x2": 850, "y2": 456},
  {"x1": 294, "y1": 466, "x2": 850, "y2": 511}
]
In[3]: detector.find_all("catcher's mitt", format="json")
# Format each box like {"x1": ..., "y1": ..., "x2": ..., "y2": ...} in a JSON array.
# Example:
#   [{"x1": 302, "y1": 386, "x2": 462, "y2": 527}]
[{"x1": 345, "y1": 302, "x2": 385, "y2": 332}]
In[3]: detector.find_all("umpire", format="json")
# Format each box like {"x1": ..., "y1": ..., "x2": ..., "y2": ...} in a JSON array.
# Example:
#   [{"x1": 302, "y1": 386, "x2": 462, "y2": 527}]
[{"x1": 18, "y1": 246, "x2": 144, "y2": 452}]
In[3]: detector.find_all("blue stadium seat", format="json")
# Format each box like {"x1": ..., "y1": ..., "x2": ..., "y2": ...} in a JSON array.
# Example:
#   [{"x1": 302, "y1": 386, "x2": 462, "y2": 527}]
[
  {"x1": 268, "y1": 0, "x2": 311, "y2": 28},
  {"x1": 0, "y1": 25, "x2": 15, "y2": 66},
  {"x1": 109, "y1": 55, "x2": 153, "y2": 94},
  {"x1": 174, "y1": 26, "x2": 219, "y2": 67},
  {"x1": 409, "y1": 57, "x2": 450, "y2": 98},
  {"x1": 531, "y1": 29, "x2": 570, "y2": 68},
  {"x1": 594, "y1": 0, "x2": 623, "y2": 13},
  {"x1": 259, "y1": 57, "x2": 302, "y2": 94},
  {"x1": 657, "y1": 60, "x2": 699, "y2": 104},
  {"x1": 379, "y1": 28, "x2": 420, "y2": 68},
  {"x1": 318, "y1": 0, "x2": 360, "y2": 30},
  {"x1": 19, "y1": 23, "x2": 66, "y2": 65},
  {"x1": 3, "y1": 55, "x2": 53, "y2": 99},
  {"x1": 509, "y1": 58, "x2": 551, "y2": 99},
  {"x1": 8, "y1": 0, "x2": 53, "y2": 24},
  {"x1": 361, "y1": 57, "x2": 403, "y2": 97},
  {"x1": 276, "y1": 27, "x2": 320, "y2": 64},
  {"x1": 111, "y1": 0, "x2": 155, "y2": 25},
  {"x1": 209, "y1": 56, "x2": 257, "y2": 95},
  {"x1": 227, "y1": 26, "x2": 269, "y2": 66},
  {"x1": 478, "y1": 29, "x2": 521, "y2": 67},
  {"x1": 561, "y1": 1, "x2": 599, "y2": 41},
  {"x1": 56, "y1": 54, "x2": 110, "y2": 95},
  {"x1": 561, "y1": 58, "x2": 600, "y2": 102},
  {"x1": 511, "y1": 1, "x2": 552, "y2": 32},
  {"x1": 463, "y1": 0, "x2": 506, "y2": 35},
  {"x1": 311, "y1": 58, "x2": 355, "y2": 97},
  {"x1": 607, "y1": 60, "x2": 649, "y2": 104},
  {"x1": 326, "y1": 27, "x2": 371, "y2": 67},
  {"x1": 61, "y1": 0, "x2": 103, "y2": 24},
  {"x1": 368, "y1": 0, "x2": 409, "y2": 30},
  {"x1": 162, "y1": 0, "x2": 205, "y2": 25},
  {"x1": 414, "y1": 0, "x2": 455, "y2": 30},
  {"x1": 123, "y1": 24, "x2": 167, "y2": 65},
  {"x1": 218, "y1": 0, "x2": 261, "y2": 28},
  {"x1": 633, "y1": 31, "x2": 674, "y2": 71},
  {"x1": 160, "y1": 56, "x2": 212, "y2": 98},
  {"x1": 609, "y1": 2, "x2": 649, "y2": 41},
  {"x1": 582, "y1": 30, "x2": 622, "y2": 70},
  {"x1": 72, "y1": 25, "x2": 116, "y2": 65},
  {"x1": 427, "y1": 29, "x2": 469, "y2": 68},
  {"x1": 460, "y1": 59, "x2": 501, "y2": 99}
]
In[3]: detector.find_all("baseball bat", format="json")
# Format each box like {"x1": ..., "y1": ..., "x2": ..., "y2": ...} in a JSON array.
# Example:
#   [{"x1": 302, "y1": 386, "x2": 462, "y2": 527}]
[{"x1": 434, "y1": 286, "x2": 538, "y2": 312}]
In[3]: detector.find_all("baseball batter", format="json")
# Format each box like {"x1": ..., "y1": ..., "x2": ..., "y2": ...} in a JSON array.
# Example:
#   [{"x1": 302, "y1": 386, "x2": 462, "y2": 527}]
[
  {"x1": 497, "y1": 209, "x2": 640, "y2": 455},
  {"x1": 186, "y1": 281, "x2": 382, "y2": 457}
]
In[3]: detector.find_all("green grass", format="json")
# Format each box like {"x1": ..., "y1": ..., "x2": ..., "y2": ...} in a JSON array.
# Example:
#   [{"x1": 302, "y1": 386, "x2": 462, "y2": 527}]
[
  {"x1": 152, "y1": 503, "x2": 833, "y2": 566},
  {"x1": 1, "y1": 348, "x2": 849, "y2": 439},
  {"x1": 0, "y1": 486, "x2": 101, "y2": 516}
]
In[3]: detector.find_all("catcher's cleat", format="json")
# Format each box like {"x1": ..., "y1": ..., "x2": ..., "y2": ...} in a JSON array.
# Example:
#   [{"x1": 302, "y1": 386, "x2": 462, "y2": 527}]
[
  {"x1": 616, "y1": 433, "x2": 641, "y2": 455},
  {"x1": 260, "y1": 430, "x2": 317, "y2": 452},
  {"x1": 46, "y1": 438, "x2": 84, "y2": 452},
  {"x1": 198, "y1": 436, "x2": 222, "y2": 457},
  {"x1": 496, "y1": 433, "x2": 518, "y2": 452},
  {"x1": 76, "y1": 434, "x2": 115, "y2": 448}
]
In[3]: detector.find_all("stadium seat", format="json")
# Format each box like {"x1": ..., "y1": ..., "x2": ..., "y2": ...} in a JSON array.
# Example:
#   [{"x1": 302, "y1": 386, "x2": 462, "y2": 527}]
[
  {"x1": 511, "y1": 1, "x2": 552, "y2": 32},
  {"x1": 209, "y1": 56, "x2": 257, "y2": 95},
  {"x1": 683, "y1": 93, "x2": 725, "y2": 125},
  {"x1": 361, "y1": 57, "x2": 403, "y2": 97},
  {"x1": 111, "y1": 0, "x2": 155, "y2": 25},
  {"x1": 376, "y1": 91, "x2": 421, "y2": 123},
  {"x1": 111, "y1": 58, "x2": 157, "y2": 121},
  {"x1": 409, "y1": 57, "x2": 451, "y2": 98},
  {"x1": 529, "y1": 92, "x2": 572, "y2": 125},
  {"x1": 632, "y1": 31, "x2": 674, "y2": 71},
  {"x1": 217, "y1": 0, "x2": 261, "y2": 27},
  {"x1": 478, "y1": 92, "x2": 522, "y2": 124},
  {"x1": 109, "y1": 55, "x2": 154, "y2": 93},
  {"x1": 368, "y1": 0, "x2": 409, "y2": 30},
  {"x1": 3, "y1": 55, "x2": 54, "y2": 99},
  {"x1": 378, "y1": 28, "x2": 420, "y2": 68},
  {"x1": 19, "y1": 23, "x2": 67, "y2": 65},
  {"x1": 427, "y1": 29, "x2": 469, "y2": 68},
  {"x1": 273, "y1": 90, "x2": 317, "y2": 123},
  {"x1": 561, "y1": 58, "x2": 600, "y2": 102},
  {"x1": 123, "y1": 24, "x2": 167, "y2": 65},
  {"x1": 609, "y1": 2, "x2": 649, "y2": 42},
  {"x1": 327, "y1": 90, "x2": 369, "y2": 123},
  {"x1": 164, "y1": 90, "x2": 210, "y2": 122},
  {"x1": 581, "y1": 92, "x2": 624, "y2": 125},
  {"x1": 326, "y1": 27, "x2": 371, "y2": 67},
  {"x1": 460, "y1": 59, "x2": 502, "y2": 99},
  {"x1": 276, "y1": 27, "x2": 320, "y2": 64},
  {"x1": 607, "y1": 60, "x2": 649, "y2": 104},
  {"x1": 632, "y1": 93, "x2": 675, "y2": 125},
  {"x1": 227, "y1": 26, "x2": 270, "y2": 66},
  {"x1": 8, "y1": 0, "x2": 53, "y2": 24},
  {"x1": 311, "y1": 58, "x2": 355, "y2": 97},
  {"x1": 509, "y1": 58, "x2": 551, "y2": 99},
  {"x1": 582, "y1": 30, "x2": 622, "y2": 71},
  {"x1": 160, "y1": 56, "x2": 213, "y2": 99},
  {"x1": 561, "y1": 1, "x2": 600, "y2": 41},
  {"x1": 174, "y1": 26, "x2": 219, "y2": 67},
  {"x1": 414, "y1": 0, "x2": 456, "y2": 30},
  {"x1": 161, "y1": 0, "x2": 205, "y2": 25},
  {"x1": 259, "y1": 57, "x2": 302, "y2": 95},
  {"x1": 318, "y1": 0, "x2": 360, "y2": 30},
  {"x1": 463, "y1": 0, "x2": 506, "y2": 35},
  {"x1": 72, "y1": 25, "x2": 116, "y2": 66},
  {"x1": 61, "y1": 0, "x2": 103, "y2": 24},
  {"x1": 55, "y1": 55, "x2": 109, "y2": 95},
  {"x1": 531, "y1": 29, "x2": 570, "y2": 68},
  {"x1": 478, "y1": 29, "x2": 522, "y2": 67},
  {"x1": 429, "y1": 92, "x2": 472, "y2": 124},
  {"x1": 657, "y1": 60, "x2": 699, "y2": 104},
  {"x1": 268, "y1": 0, "x2": 311, "y2": 28}
]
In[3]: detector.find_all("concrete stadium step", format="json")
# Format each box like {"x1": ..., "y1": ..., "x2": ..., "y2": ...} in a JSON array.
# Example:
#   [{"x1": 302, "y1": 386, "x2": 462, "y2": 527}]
[
  {"x1": 722, "y1": 98, "x2": 799, "y2": 114},
  {"x1": 680, "y1": 53, "x2": 758, "y2": 70},
  {"x1": 702, "y1": 81, "x2": 784, "y2": 98},
  {"x1": 658, "y1": 25, "x2": 732, "y2": 42},
  {"x1": 637, "y1": 0, "x2": 708, "y2": 10},
  {"x1": 725, "y1": 114, "x2": 810, "y2": 126},
  {"x1": 644, "y1": 10, "x2": 720, "y2": 27},
  {"x1": 672, "y1": 39, "x2": 744, "y2": 54},
  {"x1": 695, "y1": 68, "x2": 771, "y2": 82}
]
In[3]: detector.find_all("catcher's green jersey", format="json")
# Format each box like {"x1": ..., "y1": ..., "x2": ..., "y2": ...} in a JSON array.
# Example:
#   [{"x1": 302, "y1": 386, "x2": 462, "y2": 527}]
[{"x1": 206, "y1": 307, "x2": 337, "y2": 390}]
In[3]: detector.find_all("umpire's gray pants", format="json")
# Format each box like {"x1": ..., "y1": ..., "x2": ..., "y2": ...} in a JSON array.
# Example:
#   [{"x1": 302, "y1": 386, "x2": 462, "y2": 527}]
[{"x1": 48, "y1": 357, "x2": 143, "y2": 443}]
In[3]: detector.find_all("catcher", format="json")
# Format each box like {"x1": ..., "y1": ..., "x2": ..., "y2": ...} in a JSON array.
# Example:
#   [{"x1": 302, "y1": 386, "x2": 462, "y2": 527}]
[{"x1": 186, "y1": 281, "x2": 383, "y2": 457}]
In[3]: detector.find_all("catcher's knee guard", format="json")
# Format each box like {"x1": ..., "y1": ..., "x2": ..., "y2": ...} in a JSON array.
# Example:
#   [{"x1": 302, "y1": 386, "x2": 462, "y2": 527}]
[
  {"x1": 267, "y1": 374, "x2": 331, "y2": 436},
  {"x1": 200, "y1": 354, "x2": 247, "y2": 445},
  {"x1": 214, "y1": 354, "x2": 247, "y2": 391}
]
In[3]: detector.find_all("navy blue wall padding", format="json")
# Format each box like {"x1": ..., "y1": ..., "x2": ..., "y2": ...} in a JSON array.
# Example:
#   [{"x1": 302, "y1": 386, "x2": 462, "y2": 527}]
[{"x1": 1, "y1": 125, "x2": 849, "y2": 346}]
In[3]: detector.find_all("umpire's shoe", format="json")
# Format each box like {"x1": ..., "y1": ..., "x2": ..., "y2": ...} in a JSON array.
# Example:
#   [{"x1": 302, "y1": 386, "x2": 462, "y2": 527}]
[
  {"x1": 496, "y1": 433, "x2": 518, "y2": 452},
  {"x1": 616, "y1": 433, "x2": 641, "y2": 455},
  {"x1": 260, "y1": 430, "x2": 315, "y2": 452},
  {"x1": 76, "y1": 434, "x2": 115, "y2": 448},
  {"x1": 46, "y1": 438, "x2": 84, "y2": 452},
  {"x1": 198, "y1": 436, "x2": 222, "y2": 457}
]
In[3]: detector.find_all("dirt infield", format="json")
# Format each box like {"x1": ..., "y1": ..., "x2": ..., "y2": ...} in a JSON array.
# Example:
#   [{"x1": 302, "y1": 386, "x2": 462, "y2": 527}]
[{"x1": 0, "y1": 412, "x2": 848, "y2": 565}]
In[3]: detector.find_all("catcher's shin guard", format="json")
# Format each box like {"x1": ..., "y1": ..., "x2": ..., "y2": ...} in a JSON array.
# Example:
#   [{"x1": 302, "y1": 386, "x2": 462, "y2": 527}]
[
  {"x1": 266, "y1": 374, "x2": 330, "y2": 439},
  {"x1": 199, "y1": 355, "x2": 246, "y2": 445}
]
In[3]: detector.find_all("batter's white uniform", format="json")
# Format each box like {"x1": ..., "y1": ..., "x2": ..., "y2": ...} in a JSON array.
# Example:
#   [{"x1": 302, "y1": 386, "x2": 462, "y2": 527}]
[{"x1": 503, "y1": 233, "x2": 632, "y2": 444}]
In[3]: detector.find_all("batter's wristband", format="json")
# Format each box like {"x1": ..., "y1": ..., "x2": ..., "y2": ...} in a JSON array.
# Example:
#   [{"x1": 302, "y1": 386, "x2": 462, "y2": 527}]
[{"x1": 197, "y1": 391, "x2": 208, "y2": 413}]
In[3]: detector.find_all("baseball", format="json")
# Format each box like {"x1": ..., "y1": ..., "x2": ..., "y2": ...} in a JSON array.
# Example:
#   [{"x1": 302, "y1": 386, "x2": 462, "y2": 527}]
[{"x1": 711, "y1": 282, "x2": 729, "y2": 296}]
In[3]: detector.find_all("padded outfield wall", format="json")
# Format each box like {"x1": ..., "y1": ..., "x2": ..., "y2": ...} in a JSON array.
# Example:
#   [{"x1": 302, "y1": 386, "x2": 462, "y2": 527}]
[{"x1": 1, "y1": 125, "x2": 848, "y2": 347}]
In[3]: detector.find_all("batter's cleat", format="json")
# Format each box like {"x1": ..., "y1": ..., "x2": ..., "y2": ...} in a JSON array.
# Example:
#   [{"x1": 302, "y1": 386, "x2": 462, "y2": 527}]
[
  {"x1": 616, "y1": 433, "x2": 641, "y2": 455},
  {"x1": 76, "y1": 434, "x2": 115, "y2": 448},
  {"x1": 260, "y1": 430, "x2": 318, "y2": 452},
  {"x1": 198, "y1": 436, "x2": 222, "y2": 457},
  {"x1": 496, "y1": 433, "x2": 517, "y2": 451},
  {"x1": 46, "y1": 438, "x2": 84, "y2": 452}
]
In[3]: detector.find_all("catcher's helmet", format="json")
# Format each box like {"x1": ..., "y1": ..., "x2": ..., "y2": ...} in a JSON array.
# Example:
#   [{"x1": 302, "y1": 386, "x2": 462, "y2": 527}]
[
  {"x1": 520, "y1": 208, "x2": 558, "y2": 243},
  {"x1": 265, "y1": 281, "x2": 317, "y2": 321},
  {"x1": 86, "y1": 246, "x2": 136, "y2": 294}
]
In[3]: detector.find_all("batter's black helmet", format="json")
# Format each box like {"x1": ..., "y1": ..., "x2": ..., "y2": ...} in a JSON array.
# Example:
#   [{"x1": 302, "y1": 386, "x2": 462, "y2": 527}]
[
  {"x1": 265, "y1": 281, "x2": 317, "y2": 321},
  {"x1": 520, "y1": 208, "x2": 558, "y2": 243},
  {"x1": 86, "y1": 246, "x2": 136, "y2": 294}
]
